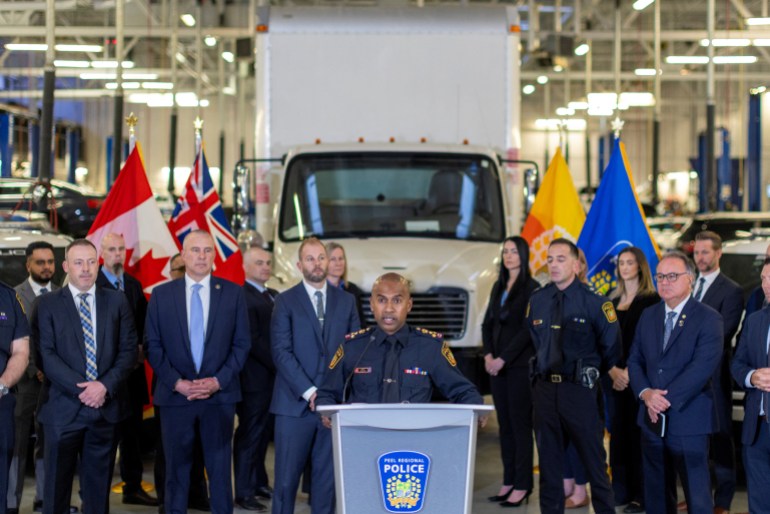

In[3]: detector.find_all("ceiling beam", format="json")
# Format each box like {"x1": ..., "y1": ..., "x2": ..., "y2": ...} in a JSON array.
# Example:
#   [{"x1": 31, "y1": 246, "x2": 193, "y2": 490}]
[{"x1": 0, "y1": 26, "x2": 252, "y2": 38}]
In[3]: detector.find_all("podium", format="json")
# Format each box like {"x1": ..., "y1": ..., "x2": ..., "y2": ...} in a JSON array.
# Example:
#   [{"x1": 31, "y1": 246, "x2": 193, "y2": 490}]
[{"x1": 316, "y1": 403, "x2": 493, "y2": 514}]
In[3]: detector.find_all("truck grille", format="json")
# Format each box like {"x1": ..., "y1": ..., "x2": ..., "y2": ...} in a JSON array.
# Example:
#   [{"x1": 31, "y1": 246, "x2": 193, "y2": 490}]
[{"x1": 361, "y1": 288, "x2": 468, "y2": 340}]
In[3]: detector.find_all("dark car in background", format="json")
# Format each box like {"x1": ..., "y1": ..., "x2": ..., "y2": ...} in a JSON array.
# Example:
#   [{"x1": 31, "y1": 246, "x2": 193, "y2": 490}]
[
  {"x1": 673, "y1": 212, "x2": 770, "y2": 254},
  {"x1": 0, "y1": 228, "x2": 71, "y2": 287},
  {"x1": 0, "y1": 178, "x2": 105, "y2": 238}
]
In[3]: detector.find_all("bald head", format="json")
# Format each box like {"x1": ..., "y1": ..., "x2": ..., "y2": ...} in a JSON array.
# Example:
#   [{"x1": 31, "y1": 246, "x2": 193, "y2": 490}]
[
  {"x1": 101, "y1": 232, "x2": 126, "y2": 275},
  {"x1": 370, "y1": 273, "x2": 413, "y2": 335}
]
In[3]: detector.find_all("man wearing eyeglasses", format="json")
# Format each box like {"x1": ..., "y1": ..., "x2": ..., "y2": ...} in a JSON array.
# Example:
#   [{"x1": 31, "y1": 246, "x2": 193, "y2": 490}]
[{"x1": 628, "y1": 251, "x2": 723, "y2": 514}]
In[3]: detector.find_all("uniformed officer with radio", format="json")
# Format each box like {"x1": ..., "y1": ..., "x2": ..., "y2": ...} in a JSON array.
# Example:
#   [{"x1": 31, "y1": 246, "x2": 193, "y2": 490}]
[
  {"x1": 0, "y1": 283, "x2": 30, "y2": 514},
  {"x1": 316, "y1": 272, "x2": 483, "y2": 411},
  {"x1": 527, "y1": 239, "x2": 619, "y2": 514}
]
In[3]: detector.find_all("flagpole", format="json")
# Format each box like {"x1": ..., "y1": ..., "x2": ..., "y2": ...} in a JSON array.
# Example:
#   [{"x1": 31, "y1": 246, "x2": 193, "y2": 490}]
[
  {"x1": 126, "y1": 112, "x2": 137, "y2": 154},
  {"x1": 194, "y1": 117, "x2": 203, "y2": 155}
]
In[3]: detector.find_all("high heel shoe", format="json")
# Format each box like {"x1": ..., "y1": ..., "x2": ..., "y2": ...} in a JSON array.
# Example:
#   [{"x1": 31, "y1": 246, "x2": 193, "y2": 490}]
[
  {"x1": 488, "y1": 486, "x2": 513, "y2": 502},
  {"x1": 499, "y1": 489, "x2": 532, "y2": 508}
]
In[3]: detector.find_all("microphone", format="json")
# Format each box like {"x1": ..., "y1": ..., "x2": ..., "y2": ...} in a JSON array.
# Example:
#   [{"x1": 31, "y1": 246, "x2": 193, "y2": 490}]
[{"x1": 341, "y1": 334, "x2": 376, "y2": 404}]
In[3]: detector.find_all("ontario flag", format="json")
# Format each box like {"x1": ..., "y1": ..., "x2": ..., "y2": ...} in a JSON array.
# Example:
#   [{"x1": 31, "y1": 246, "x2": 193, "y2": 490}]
[
  {"x1": 167, "y1": 147, "x2": 245, "y2": 284},
  {"x1": 87, "y1": 142, "x2": 178, "y2": 297},
  {"x1": 521, "y1": 148, "x2": 586, "y2": 283}
]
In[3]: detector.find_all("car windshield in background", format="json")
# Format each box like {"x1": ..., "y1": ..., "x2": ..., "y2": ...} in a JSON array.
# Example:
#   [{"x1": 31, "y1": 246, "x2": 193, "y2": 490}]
[
  {"x1": 721, "y1": 252, "x2": 765, "y2": 300},
  {"x1": 0, "y1": 247, "x2": 67, "y2": 287},
  {"x1": 279, "y1": 152, "x2": 505, "y2": 243}
]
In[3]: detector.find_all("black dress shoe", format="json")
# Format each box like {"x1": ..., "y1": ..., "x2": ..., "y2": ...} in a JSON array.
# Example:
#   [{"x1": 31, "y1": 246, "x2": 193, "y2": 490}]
[
  {"x1": 123, "y1": 488, "x2": 160, "y2": 507},
  {"x1": 623, "y1": 501, "x2": 645, "y2": 513},
  {"x1": 255, "y1": 485, "x2": 273, "y2": 500},
  {"x1": 188, "y1": 496, "x2": 212, "y2": 512},
  {"x1": 33, "y1": 500, "x2": 78, "y2": 513},
  {"x1": 235, "y1": 497, "x2": 268, "y2": 512},
  {"x1": 7, "y1": 508, "x2": 18, "y2": 514}
]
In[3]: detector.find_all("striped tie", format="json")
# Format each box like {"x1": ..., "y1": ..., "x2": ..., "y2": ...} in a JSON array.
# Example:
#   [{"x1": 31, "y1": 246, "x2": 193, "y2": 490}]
[{"x1": 79, "y1": 293, "x2": 98, "y2": 381}]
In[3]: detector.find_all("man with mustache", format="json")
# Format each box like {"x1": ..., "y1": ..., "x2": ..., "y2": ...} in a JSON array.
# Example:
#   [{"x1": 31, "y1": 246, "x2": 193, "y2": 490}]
[
  {"x1": 32, "y1": 239, "x2": 136, "y2": 514},
  {"x1": 270, "y1": 237, "x2": 359, "y2": 514}
]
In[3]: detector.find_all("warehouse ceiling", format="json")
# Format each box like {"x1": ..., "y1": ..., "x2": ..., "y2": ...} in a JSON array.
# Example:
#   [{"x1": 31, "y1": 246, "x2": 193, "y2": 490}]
[{"x1": 1, "y1": 0, "x2": 770, "y2": 115}]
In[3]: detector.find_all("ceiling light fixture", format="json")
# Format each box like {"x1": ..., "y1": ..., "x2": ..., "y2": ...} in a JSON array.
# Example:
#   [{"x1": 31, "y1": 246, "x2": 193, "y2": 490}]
[
  {"x1": 634, "y1": 68, "x2": 660, "y2": 76},
  {"x1": 632, "y1": 0, "x2": 654, "y2": 11},
  {"x1": 180, "y1": 14, "x2": 196, "y2": 27},
  {"x1": 574, "y1": 43, "x2": 590, "y2": 56},
  {"x1": 700, "y1": 38, "x2": 751, "y2": 47},
  {"x1": 204, "y1": 36, "x2": 217, "y2": 47},
  {"x1": 746, "y1": 17, "x2": 770, "y2": 26},
  {"x1": 54, "y1": 60, "x2": 91, "y2": 68},
  {"x1": 536, "y1": 75, "x2": 548, "y2": 85},
  {"x1": 666, "y1": 56, "x2": 710, "y2": 64},
  {"x1": 56, "y1": 44, "x2": 103, "y2": 52},
  {"x1": 91, "y1": 60, "x2": 135, "y2": 69},
  {"x1": 6, "y1": 43, "x2": 103, "y2": 52},
  {"x1": 713, "y1": 55, "x2": 758, "y2": 64},
  {"x1": 221, "y1": 51, "x2": 235, "y2": 63},
  {"x1": 522, "y1": 84, "x2": 536, "y2": 95}
]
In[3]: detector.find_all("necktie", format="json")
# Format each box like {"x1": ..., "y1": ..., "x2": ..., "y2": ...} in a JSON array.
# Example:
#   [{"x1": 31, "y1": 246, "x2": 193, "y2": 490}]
[
  {"x1": 315, "y1": 290, "x2": 325, "y2": 330},
  {"x1": 39, "y1": 287, "x2": 48, "y2": 295},
  {"x1": 663, "y1": 311, "x2": 677, "y2": 351},
  {"x1": 114, "y1": 279, "x2": 122, "y2": 291},
  {"x1": 693, "y1": 277, "x2": 706, "y2": 301},
  {"x1": 382, "y1": 336, "x2": 402, "y2": 403},
  {"x1": 190, "y1": 284, "x2": 204, "y2": 373},
  {"x1": 78, "y1": 293, "x2": 98, "y2": 381},
  {"x1": 545, "y1": 290, "x2": 565, "y2": 372},
  {"x1": 263, "y1": 290, "x2": 274, "y2": 304}
]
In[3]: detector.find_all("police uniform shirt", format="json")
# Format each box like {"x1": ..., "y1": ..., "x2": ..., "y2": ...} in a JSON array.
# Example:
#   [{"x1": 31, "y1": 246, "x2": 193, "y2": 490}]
[
  {"x1": 527, "y1": 279, "x2": 620, "y2": 376},
  {"x1": 318, "y1": 325, "x2": 483, "y2": 406},
  {"x1": 0, "y1": 284, "x2": 29, "y2": 373}
]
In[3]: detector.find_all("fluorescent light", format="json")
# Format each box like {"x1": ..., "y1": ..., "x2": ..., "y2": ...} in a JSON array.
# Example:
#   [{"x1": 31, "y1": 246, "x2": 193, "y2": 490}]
[
  {"x1": 56, "y1": 44, "x2": 103, "y2": 52},
  {"x1": 142, "y1": 82, "x2": 173, "y2": 89},
  {"x1": 147, "y1": 94, "x2": 174, "y2": 107},
  {"x1": 204, "y1": 36, "x2": 217, "y2": 47},
  {"x1": 588, "y1": 106, "x2": 614, "y2": 117},
  {"x1": 223, "y1": 86, "x2": 236, "y2": 95},
  {"x1": 54, "y1": 60, "x2": 90, "y2": 68},
  {"x1": 555, "y1": 107, "x2": 575, "y2": 116},
  {"x1": 666, "y1": 56, "x2": 709, "y2": 64},
  {"x1": 105, "y1": 82, "x2": 140, "y2": 89},
  {"x1": 125, "y1": 73, "x2": 158, "y2": 80},
  {"x1": 701, "y1": 38, "x2": 751, "y2": 47},
  {"x1": 5, "y1": 43, "x2": 47, "y2": 51},
  {"x1": 91, "y1": 60, "x2": 135, "y2": 69},
  {"x1": 753, "y1": 39, "x2": 770, "y2": 46},
  {"x1": 175, "y1": 52, "x2": 186, "y2": 63},
  {"x1": 522, "y1": 84, "x2": 536, "y2": 95},
  {"x1": 80, "y1": 72, "x2": 159, "y2": 80},
  {"x1": 747, "y1": 17, "x2": 770, "y2": 26},
  {"x1": 713, "y1": 55, "x2": 758, "y2": 64},
  {"x1": 200, "y1": 99, "x2": 210, "y2": 107},
  {"x1": 221, "y1": 51, "x2": 235, "y2": 63},
  {"x1": 574, "y1": 43, "x2": 590, "y2": 56},
  {"x1": 180, "y1": 14, "x2": 196, "y2": 27},
  {"x1": 751, "y1": 86, "x2": 767, "y2": 94},
  {"x1": 176, "y1": 92, "x2": 199, "y2": 107},
  {"x1": 537, "y1": 75, "x2": 548, "y2": 85},
  {"x1": 635, "y1": 68, "x2": 659, "y2": 76},
  {"x1": 622, "y1": 92, "x2": 656, "y2": 106},
  {"x1": 632, "y1": 0, "x2": 654, "y2": 11},
  {"x1": 568, "y1": 101, "x2": 589, "y2": 110},
  {"x1": 535, "y1": 119, "x2": 586, "y2": 131}
]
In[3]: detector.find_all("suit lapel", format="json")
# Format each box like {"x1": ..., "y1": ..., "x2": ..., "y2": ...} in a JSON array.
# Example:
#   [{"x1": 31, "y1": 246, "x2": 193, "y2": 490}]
[
  {"x1": 700, "y1": 273, "x2": 722, "y2": 305},
  {"x1": 297, "y1": 284, "x2": 323, "y2": 342},
  {"x1": 205, "y1": 278, "x2": 222, "y2": 343},
  {"x1": 173, "y1": 279, "x2": 193, "y2": 362},
  {"x1": 662, "y1": 299, "x2": 693, "y2": 355},
  {"x1": 758, "y1": 310, "x2": 770, "y2": 366},
  {"x1": 64, "y1": 289, "x2": 87, "y2": 361},
  {"x1": 95, "y1": 289, "x2": 108, "y2": 367},
  {"x1": 324, "y1": 286, "x2": 338, "y2": 341}
]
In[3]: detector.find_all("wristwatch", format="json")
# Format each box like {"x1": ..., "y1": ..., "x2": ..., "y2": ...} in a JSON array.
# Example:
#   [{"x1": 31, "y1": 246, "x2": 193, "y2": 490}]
[{"x1": 0, "y1": 382, "x2": 8, "y2": 398}]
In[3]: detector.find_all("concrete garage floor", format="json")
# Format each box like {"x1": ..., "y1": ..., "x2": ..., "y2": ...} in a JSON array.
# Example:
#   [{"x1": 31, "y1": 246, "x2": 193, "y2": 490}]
[{"x1": 14, "y1": 396, "x2": 750, "y2": 513}]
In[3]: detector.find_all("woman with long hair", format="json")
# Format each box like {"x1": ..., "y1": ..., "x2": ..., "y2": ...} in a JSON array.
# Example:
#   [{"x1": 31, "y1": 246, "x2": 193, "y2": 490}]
[
  {"x1": 607, "y1": 247, "x2": 660, "y2": 513},
  {"x1": 482, "y1": 236, "x2": 539, "y2": 507},
  {"x1": 326, "y1": 242, "x2": 366, "y2": 325}
]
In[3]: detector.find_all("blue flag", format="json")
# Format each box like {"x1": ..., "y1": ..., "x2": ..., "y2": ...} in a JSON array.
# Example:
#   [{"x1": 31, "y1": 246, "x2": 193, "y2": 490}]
[{"x1": 577, "y1": 138, "x2": 660, "y2": 295}]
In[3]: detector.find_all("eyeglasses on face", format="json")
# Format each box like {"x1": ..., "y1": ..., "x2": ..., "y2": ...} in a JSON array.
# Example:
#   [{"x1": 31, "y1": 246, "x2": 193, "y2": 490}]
[{"x1": 655, "y1": 272, "x2": 688, "y2": 283}]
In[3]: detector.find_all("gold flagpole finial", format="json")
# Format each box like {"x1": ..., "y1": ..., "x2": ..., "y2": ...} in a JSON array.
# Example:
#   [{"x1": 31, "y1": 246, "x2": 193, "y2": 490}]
[
  {"x1": 193, "y1": 116, "x2": 204, "y2": 132},
  {"x1": 125, "y1": 112, "x2": 138, "y2": 133}
]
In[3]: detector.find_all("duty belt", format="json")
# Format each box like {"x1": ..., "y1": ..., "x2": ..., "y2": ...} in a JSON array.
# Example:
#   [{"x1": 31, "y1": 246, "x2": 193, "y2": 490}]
[{"x1": 541, "y1": 372, "x2": 577, "y2": 383}]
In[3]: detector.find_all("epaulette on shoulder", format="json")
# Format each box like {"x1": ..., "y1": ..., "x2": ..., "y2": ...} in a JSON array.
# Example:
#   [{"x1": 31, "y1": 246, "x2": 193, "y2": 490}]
[
  {"x1": 415, "y1": 327, "x2": 443, "y2": 340},
  {"x1": 345, "y1": 327, "x2": 374, "y2": 340},
  {"x1": 531, "y1": 282, "x2": 553, "y2": 296}
]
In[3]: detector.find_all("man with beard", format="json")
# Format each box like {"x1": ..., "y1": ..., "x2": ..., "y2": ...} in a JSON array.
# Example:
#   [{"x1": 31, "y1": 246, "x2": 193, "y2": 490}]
[
  {"x1": 270, "y1": 237, "x2": 359, "y2": 514},
  {"x1": 6, "y1": 242, "x2": 49, "y2": 514},
  {"x1": 688, "y1": 231, "x2": 744, "y2": 514},
  {"x1": 95, "y1": 233, "x2": 157, "y2": 506}
]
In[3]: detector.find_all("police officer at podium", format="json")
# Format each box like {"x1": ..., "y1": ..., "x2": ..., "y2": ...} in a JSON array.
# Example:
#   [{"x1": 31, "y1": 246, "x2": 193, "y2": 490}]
[
  {"x1": 316, "y1": 272, "x2": 483, "y2": 412},
  {"x1": 527, "y1": 238, "x2": 619, "y2": 514}
]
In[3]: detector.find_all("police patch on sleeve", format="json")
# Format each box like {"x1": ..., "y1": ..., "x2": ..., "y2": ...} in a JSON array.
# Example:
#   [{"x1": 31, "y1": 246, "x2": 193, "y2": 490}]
[
  {"x1": 441, "y1": 342, "x2": 457, "y2": 367},
  {"x1": 602, "y1": 301, "x2": 617, "y2": 323},
  {"x1": 525, "y1": 301, "x2": 530, "y2": 318},
  {"x1": 329, "y1": 344, "x2": 344, "y2": 369}
]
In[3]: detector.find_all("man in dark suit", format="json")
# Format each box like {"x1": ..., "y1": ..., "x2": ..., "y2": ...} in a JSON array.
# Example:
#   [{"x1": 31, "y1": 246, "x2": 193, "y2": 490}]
[
  {"x1": 628, "y1": 251, "x2": 723, "y2": 514},
  {"x1": 33, "y1": 238, "x2": 137, "y2": 514},
  {"x1": 0, "y1": 282, "x2": 30, "y2": 514},
  {"x1": 95, "y1": 232, "x2": 157, "y2": 507},
  {"x1": 234, "y1": 246, "x2": 277, "y2": 512},
  {"x1": 146, "y1": 230, "x2": 250, "y2": 514},
  {"x1": 270, "y1": 237, "x2": 359, "y2": 514},
  {"x1": 731, "y1": 257, "x2": 770, "y2": 513},
  {"x1": 692, "y1": 230, "x2": 744, "y2": 514},
  {"x1": 7, "y1": 241, "x2": 58, "y2": 514}
]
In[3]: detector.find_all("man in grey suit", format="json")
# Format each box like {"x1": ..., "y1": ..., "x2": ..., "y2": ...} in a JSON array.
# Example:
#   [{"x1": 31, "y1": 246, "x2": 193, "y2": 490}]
[
  {"x1": 270, "y1": 237, "x2": 359, "y2": 514},
  {"x1": 6, "y1": 241, "x2": 60, "y2": 514}
]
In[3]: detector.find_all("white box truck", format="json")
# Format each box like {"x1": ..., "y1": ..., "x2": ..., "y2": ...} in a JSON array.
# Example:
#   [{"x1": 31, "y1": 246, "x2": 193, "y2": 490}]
[{"x1": 240, "y1": 5, "x2": 528, "y2": 385}]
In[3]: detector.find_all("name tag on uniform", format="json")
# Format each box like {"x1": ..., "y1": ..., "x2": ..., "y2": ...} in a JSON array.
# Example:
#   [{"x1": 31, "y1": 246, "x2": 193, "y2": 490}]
[
  {"x1": 0, "y1": 312, "x2": 7, "y2": 320},
  {"x1": 533, "y1": 319, "x2": 543, "y2": 326},
  {"x1": 354, "y1": 367, "x2": 372, "y2": 374},
  {"x1": 404, "y1": 367, "x2": 428, "y2": 376},
  {"x1": 572, "y1": 317, "x2": 587, "y2": 323}
]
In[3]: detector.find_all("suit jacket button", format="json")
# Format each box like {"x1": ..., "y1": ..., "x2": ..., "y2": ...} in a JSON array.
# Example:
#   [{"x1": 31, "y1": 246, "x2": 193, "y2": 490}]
[{"x1": 657, "y1": 369, "x2": 663, "y2": 374}]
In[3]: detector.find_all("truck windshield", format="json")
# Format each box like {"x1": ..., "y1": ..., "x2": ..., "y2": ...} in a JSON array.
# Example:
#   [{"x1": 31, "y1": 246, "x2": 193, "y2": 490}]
[{"x1": 279, "y1": 151, "x2": 505, "y2": 243}]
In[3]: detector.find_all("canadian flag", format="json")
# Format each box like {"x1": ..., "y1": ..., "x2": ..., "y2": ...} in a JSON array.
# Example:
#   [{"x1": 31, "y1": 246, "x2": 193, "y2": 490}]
[{"x1": 86, "y1": 142, "x2": 179, "y2": 297}]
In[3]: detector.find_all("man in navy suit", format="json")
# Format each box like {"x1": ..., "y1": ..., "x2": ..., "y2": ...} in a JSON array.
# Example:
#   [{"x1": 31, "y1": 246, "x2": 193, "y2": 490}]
[
  {"x1": 692, "y1": 230, "x2": 744, "y2": 514},
  {"x1": 33, "y1": 239, "x2": 137, "y2": 514},
  {"x1": 628, "y1": 251, "x2": 723, "y2": 514},
  {"x1": 731, "y1": 257, "x2": 770, "y2": 513},
  {"x1": 234, "y1": 246, "x2": 277, "y2": 512},
  {"x1": 146, "y1": 230, "x2": 250, "y2": 514},
  {"x1": 95, "y1": 232, "x2": 157, "y2": 507},
  {"x1": 270, "y1": 237, "x2": 360, "y2": 514}
]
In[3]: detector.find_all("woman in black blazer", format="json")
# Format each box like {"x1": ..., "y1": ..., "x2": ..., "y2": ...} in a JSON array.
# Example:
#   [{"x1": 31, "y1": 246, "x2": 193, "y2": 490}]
[
  {"x1": 326, "y1": 242, "x2": 366, "y2": 326},
  {"x1": 482, "y1": 235, "x2": 539, "y2": 507},
  {"x1": 607, "y1": 246, "x2": 660, "y2": 513}
]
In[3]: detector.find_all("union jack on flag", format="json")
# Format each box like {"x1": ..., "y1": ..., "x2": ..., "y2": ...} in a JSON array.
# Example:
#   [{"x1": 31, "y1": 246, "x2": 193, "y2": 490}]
[{"x1": 167, "y1": 148, "x2": 245, "y2": 284}]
